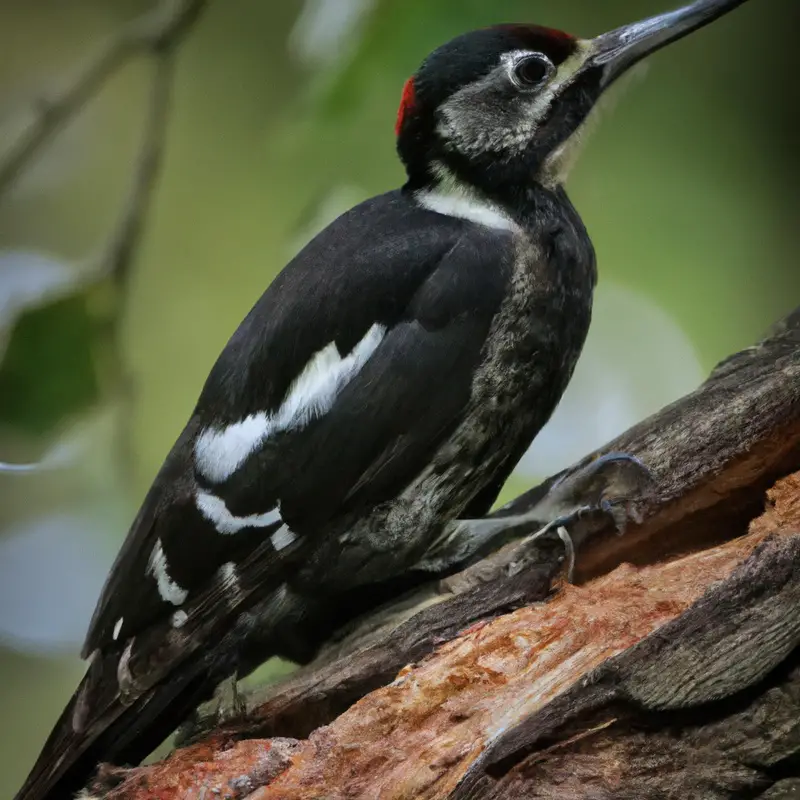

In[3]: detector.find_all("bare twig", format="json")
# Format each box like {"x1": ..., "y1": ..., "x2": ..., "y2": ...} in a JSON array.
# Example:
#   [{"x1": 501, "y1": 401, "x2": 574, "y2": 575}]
[
  {"x1": 0, "y1": 0, "x2": 208, "y2": 475},
  {"x1": 0, "y1": 0, "x2": 207, "y2": 197},
  {"x1": 94, "y1": 47, "x2": 179, "y2": 470},
  {"x1": 90, "y1": 49, "x2": 175, "y2": 291}
]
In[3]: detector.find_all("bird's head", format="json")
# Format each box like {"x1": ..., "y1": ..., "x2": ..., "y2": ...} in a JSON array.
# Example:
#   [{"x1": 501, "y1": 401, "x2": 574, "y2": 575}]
[{"x1": 396, "y1": 0, "x2": 748, "y2": 198}]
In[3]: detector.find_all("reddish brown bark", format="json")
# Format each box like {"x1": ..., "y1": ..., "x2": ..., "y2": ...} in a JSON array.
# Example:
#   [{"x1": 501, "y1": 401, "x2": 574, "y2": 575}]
[{"x1": 94, "y1": 473, "x2": 800, "y2": 800}]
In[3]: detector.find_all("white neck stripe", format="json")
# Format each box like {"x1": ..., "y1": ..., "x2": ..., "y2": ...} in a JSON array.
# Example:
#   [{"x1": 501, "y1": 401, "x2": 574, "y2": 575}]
[{"x1": 415, "y1": 188, "x2": 518, "y2": 233}]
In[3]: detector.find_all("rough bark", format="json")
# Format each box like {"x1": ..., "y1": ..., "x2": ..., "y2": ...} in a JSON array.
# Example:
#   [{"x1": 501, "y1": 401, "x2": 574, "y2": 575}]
[{"x1": 88, "y1": 307, "x2": 800, "y2": 800}]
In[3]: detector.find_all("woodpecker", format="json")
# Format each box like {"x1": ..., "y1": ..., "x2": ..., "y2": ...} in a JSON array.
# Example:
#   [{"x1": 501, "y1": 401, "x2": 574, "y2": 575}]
[{"x1": 17, "y1": 1, "x2": 748, "y2": 798}]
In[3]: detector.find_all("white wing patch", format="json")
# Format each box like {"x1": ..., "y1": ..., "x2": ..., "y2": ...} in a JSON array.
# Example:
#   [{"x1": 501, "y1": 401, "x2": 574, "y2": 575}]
[
  {"x1": 193, "y1": 415, "x2": 270, "y2": 485},
  {"x1": 270, "y1": 525, "x2": 298, "y2": 551},
  {"x1": 148, "y1": 539, "x2": 188, "y2": 606},
  {"x1": 196, "y1": 491, "x2": 282, "y2": 535},
  {"x1": 172, "y1": 610, "x2": 188, "y2": 628},
  {"x1": 219, "y1": 561, "x2": 239, "y2": 587},
  {"x1": 195, "y1": 323, "x2": 386, "y2": 482},
  {"x1": 218, "y1": 561, "x2": 242, "y2": 605}
]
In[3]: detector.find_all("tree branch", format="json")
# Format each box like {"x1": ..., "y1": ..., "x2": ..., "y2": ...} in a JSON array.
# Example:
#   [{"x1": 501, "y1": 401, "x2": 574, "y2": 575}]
[
  {"x1": 215, "y1": 305, "x2": 800, "y2": 743},
  {"x1": 87, "y1": 307, "x2": 800, "y2": 799},
  {"x1": 90, "y1": 49, "x2": 175, "y2": 293},
  {"x1": 0, "y1": 0, "x2": 208, "y2": 475},
  {"x1": 0, "y1": 0, "x2": 207, "y2": 198}
]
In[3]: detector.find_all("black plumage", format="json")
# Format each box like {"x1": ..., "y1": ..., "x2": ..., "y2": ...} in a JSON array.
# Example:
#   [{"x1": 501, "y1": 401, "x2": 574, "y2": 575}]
[
  {"x1": 86, "y1": 192, "x2": 521, "y2": 652},
  {"x1": 15, "y1": 2, "x2": 749, "y2": 798}
]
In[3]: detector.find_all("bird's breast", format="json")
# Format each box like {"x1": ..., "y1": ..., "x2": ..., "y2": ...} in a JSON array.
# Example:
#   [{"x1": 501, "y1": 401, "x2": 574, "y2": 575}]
[
  {"x1": 376, "y1": 230, "x2": 595, "y2": 554},
  {"x1": 471, "y1": 226, "x2": 595, "y2": 415},
  {"x1": 300, "y1": 214, "x2": 596, "y2": 590}
]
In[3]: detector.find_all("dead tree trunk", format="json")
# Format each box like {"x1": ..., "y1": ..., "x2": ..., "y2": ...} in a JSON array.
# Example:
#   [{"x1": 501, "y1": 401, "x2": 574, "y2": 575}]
[{"x1": 90, "y1": 307, "x2": 800, "y2": 800}]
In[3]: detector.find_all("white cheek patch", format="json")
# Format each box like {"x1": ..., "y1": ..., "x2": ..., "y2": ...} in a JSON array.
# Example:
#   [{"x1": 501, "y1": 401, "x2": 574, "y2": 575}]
[
  {"x1": 112, "y1": 617, "x2": 124, "y2": 641},
  {"x1": 195, "y1": 323, "x2": 386, "y2": 483},
  {"x1": 196, "y1": 491, "x2": 282, "y2": 535},
  {"x1": 148, "y1": 539, "x2": 188, "y2": 606},
  {"x1": 438, "y1": 44, "x2": 590, "y2": 159}
]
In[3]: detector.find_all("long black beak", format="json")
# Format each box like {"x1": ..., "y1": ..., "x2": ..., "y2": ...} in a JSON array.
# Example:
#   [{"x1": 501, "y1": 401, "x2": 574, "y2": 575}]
[{"x1": 587, "y1": 0, "x2": 750, "y2": 86}]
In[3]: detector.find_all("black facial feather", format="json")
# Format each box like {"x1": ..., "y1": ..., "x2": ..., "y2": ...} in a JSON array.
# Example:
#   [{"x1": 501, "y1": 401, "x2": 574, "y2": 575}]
[
  {"x1": 83, "y1": 189, "x2": 518, "y2": 661},
  {"x1": 414, "y1": 25, "x2": 576, "y2": 106},
  {"x1": 397, "y1": 25, "x2": 581, "y2": 187}
]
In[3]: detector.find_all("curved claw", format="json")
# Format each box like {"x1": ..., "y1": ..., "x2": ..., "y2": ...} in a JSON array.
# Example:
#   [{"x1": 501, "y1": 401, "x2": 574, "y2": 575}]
[
  {"x1": 518, "y1": 522, "x2": 576, "y2": 582},
  {"x1": 556, "y1": 526, "x2": 576, "y2": 582}
]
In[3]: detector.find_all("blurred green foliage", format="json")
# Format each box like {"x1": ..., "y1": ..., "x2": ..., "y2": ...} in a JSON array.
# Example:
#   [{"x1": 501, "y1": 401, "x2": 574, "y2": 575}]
[
  {"x1": 0, "y1": 0, "x2": 797, "y2": 796},
  {"x1": 0, "y1": 295, "x2": 100, "y2": 433}
]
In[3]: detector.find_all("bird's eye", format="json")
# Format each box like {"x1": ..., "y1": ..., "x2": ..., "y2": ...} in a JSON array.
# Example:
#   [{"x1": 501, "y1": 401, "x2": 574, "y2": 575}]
[{"x1": 511, "y1": 55, "x2": 554, "y2": 90}]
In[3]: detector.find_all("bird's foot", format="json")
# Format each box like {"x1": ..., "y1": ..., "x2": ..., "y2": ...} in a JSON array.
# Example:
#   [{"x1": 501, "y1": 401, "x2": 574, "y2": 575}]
[
  {"x1": 513, "y1": 523, "x2": 577, "y2": 580},
  {"x1": 174, "y1": 672, "x2": 247, "y2": 747},
  {"x1": 415, "y1": 452, "x2": 654, "y2": 576},
  {"x1": 212, "y1": 671, "x2": 247, "y2": 724},
  {"x1": 522, "y1": 451, "x2": 655, "y2": 537}
]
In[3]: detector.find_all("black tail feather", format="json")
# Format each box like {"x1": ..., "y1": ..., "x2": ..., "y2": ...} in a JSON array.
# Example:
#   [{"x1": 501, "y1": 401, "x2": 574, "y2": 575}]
[{"x1": 14, "y1": 653, "x2": 216, "y2": 800}]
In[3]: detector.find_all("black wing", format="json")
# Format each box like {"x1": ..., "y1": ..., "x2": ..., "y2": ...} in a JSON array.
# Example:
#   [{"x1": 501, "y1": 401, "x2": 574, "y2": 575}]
[
  {"x1": 84, "y1": 189, "x2": 514, "y2": 655},
  {"x1": 15, "y1": 189, "x2": 516, "y2": 800}
]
